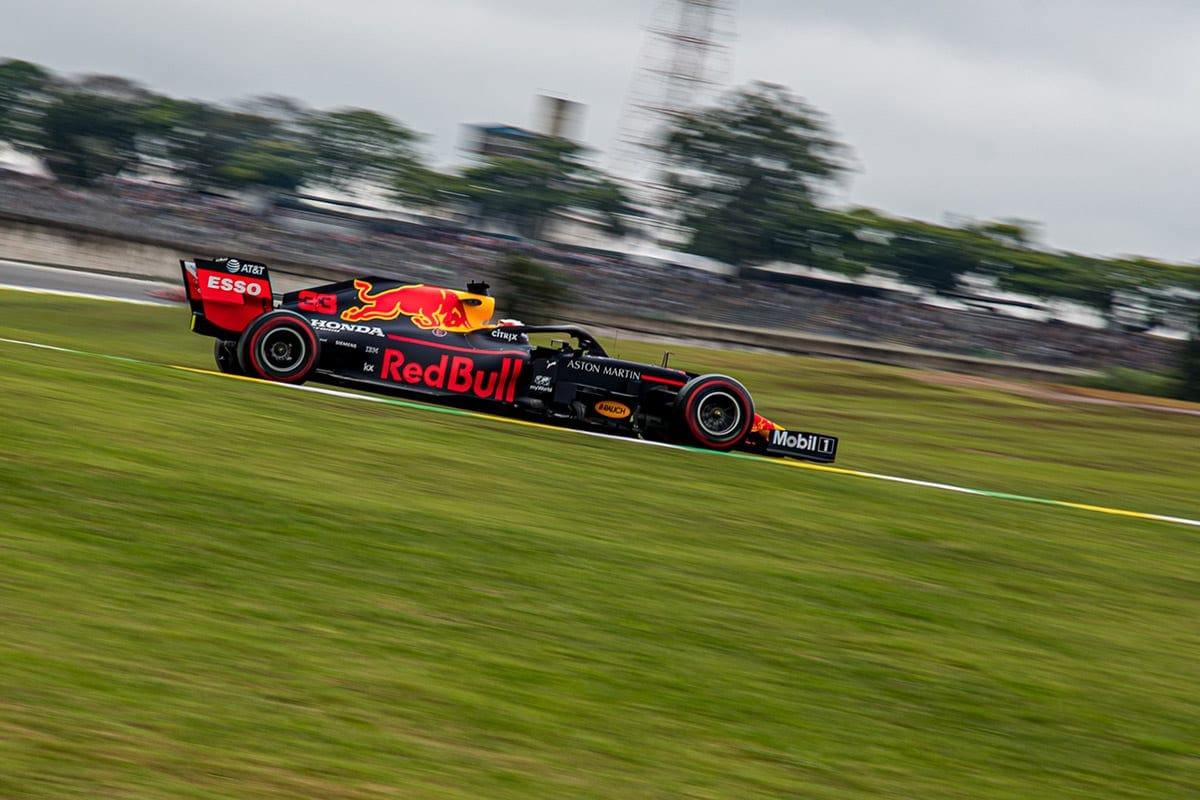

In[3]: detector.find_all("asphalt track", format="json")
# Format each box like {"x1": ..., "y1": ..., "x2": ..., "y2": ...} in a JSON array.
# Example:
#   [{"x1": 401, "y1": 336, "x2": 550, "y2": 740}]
[
  {"x1": 2, "y1": 280, "x2": 1198, "y2": 530},
  {"x1": 0, "y1": 258, "x2": 180, "y2": 305}
]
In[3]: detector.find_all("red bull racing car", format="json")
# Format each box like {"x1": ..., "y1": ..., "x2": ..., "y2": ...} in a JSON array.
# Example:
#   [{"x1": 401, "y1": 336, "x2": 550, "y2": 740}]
[{"x1": 181, "y1": 257, "x2": 839, "y2": 462}]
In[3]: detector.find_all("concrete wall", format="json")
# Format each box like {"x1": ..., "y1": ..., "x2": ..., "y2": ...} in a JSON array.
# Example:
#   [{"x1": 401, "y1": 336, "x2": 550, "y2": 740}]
[
  {"x1": 0, "y1": 211, "x2": 348, "y2": 293},
  {"x1": 0, "y1": 213, "x2": 193, "y2": 281}
]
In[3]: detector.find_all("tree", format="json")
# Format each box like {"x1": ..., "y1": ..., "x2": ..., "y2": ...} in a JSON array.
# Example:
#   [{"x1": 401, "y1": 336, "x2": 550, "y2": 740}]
[
  {"x1": 497, "y1": 251, "x2": 570, "y2": 323},
  {"x1": 459, "y1": 137, "x2": 632, "y2": 239},
  {"x1": 1178, "y1": 311, "x2": 1200, "y2": 401},
  {"x1": 161, "y1": 103, "x2": 284, "y2": 191},
  {"x1": 303, "y1": 108, "x2": 422, "y2": 193},
  {"x1": 133, "y1": 94, "x2": 203, "y2": 171},
  {"x1": 217, "y1": 139, "x2": 312, "y2": 193},
  {"x1": 965, "y1": 218, "x2": 1041, "y2": 249},
  {"x1": 0, "y1": 58, "x2": 51, "y2": 149},
  {"x1": 232, "y1": 95, "x2": 309, "y2": 133},
  {"x1": 834, "y1": 210, "x2": 982, "y2": 294},
  {"x1": 39, "y1": 88, "x2": 142, "y2": 185},
  {"x1": 885, "y1": 226, "x2": 981, "y2": 294},
  {"x1": 153, "y1": 101, "x2": 432, "y2": 201},
  {"x1": 389, "y1": 159, "x2": 460, "y2": 209},
  {"x1": 658, "y1": 81, "x2": 851, "y2": 266}
]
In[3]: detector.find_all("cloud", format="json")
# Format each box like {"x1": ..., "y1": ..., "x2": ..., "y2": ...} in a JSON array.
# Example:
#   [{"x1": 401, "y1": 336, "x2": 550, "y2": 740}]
[{"x1": 733, "y1": 4, "x2": 1200, "y2": 258}]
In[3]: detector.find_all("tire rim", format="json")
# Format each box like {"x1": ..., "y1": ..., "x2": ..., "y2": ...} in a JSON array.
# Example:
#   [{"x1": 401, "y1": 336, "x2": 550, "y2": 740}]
[
  {"x1": 695, "y1": 390, "x2": 742, "y2": 440},
  {"x1": 258, "y1": 326, "x2": 308, "y2": 374}
]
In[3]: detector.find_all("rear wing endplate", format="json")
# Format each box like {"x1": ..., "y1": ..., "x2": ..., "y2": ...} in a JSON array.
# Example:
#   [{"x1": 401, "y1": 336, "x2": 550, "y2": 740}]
[{"x1": 181, "y1": 257, "x2": 274, "y2": 338}]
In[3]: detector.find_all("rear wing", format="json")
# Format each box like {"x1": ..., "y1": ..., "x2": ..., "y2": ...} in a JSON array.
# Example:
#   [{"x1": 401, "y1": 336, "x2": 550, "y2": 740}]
[{"x1": 181, "y1": 257, "x2": 274, "y2": 338}]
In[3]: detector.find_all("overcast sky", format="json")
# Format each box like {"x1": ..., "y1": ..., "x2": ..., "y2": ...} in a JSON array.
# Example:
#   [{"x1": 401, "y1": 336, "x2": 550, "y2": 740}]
[{"x1": 4, "y1": 0, "x2": 1199, "y2": 262}]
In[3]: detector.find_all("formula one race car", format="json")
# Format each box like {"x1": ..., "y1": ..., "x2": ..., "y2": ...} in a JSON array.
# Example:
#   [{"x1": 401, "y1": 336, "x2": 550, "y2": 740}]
[{"x1": 181, "y1": 257, "x2": 839, "y2": 462}]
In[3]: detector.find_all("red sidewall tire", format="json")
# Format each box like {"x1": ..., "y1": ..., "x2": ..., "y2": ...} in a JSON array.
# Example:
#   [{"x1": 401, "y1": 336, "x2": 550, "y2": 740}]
[
  {"x1": 677, "y1": 374, "x2": 754, "y2": 450},
  {"x1": 238, "y1": 311, "x2": 320, "y2": 384}
]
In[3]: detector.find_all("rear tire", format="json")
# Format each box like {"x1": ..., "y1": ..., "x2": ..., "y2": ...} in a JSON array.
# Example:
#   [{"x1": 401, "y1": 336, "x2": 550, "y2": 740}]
[
  {"x1": 675, "y1": 374, "x2": 754, "y2": 450},
  {"x1": 213, "y1": 339, "x2": 245, "y2": 375},
  {"x1": 237, "y1": 310, "x2": 320, "y2": 383}
]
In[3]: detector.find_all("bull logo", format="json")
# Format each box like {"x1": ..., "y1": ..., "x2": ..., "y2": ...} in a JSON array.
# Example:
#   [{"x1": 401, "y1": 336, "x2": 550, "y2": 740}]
[{"x1": 340, "y1": 280, "x2": 469, "y2": 330}]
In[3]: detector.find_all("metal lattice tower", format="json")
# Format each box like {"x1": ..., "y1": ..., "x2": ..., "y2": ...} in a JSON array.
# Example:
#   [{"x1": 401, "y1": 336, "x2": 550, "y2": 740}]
[{"x1": 615, "y1": 0, "x2": 736, "y2": 210}]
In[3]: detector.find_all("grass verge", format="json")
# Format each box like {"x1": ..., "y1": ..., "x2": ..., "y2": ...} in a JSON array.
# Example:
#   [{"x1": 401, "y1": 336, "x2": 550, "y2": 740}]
[{"x1": 2, "y1": 291, "x2": 1198, "y2": 799}]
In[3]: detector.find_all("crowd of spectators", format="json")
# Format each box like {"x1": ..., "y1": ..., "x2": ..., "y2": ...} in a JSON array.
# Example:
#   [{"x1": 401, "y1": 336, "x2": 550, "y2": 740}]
[{"x1": 0, "y1": 170, "x2": 1181, "y2": 372}]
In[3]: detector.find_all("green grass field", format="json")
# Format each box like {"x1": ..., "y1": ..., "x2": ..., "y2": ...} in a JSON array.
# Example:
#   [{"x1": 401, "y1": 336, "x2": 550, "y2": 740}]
[{"x1": 2, "y1": 290, "x2": 1198, "y2": 799}]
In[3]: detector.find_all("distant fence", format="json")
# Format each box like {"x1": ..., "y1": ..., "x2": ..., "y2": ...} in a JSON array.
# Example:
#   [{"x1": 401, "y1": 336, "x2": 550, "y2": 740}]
[{"x1": 565, "y1": 311, "x2": 1097, "y2": 383}]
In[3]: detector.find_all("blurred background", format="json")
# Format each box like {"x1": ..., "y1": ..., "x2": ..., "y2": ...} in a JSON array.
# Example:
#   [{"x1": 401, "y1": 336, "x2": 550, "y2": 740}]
[{"x1": 2, "y1": 0, "x2": 1199, "y2": 396}]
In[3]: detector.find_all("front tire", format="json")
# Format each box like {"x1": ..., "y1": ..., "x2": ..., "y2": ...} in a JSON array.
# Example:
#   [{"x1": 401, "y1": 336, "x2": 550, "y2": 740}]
[
  {"x1": 674, "y1": 374, "x2": 755, "y2": 450},
  {"x1": 237, "y1": 310, "x2": 320, "y2": 383}
]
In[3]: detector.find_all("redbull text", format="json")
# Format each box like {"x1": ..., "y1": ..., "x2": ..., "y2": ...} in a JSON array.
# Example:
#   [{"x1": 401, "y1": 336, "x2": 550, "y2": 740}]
[
  {"x1": 341, "y1": 280, "x2": 469, "y2": 330},
  {"x1": 382, "y1": 349, "x2": 523, "y2": 402}
]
